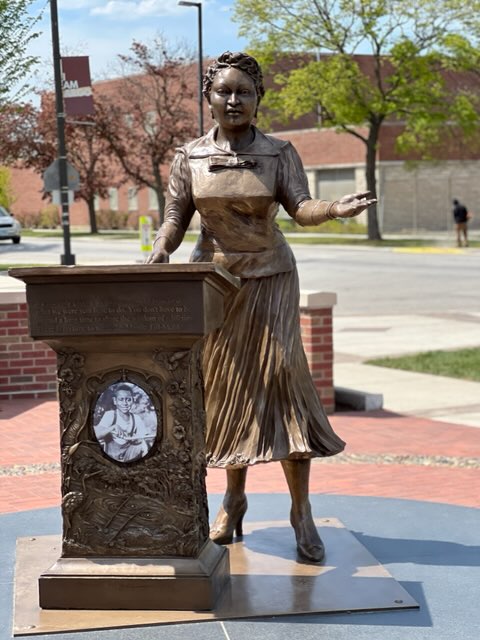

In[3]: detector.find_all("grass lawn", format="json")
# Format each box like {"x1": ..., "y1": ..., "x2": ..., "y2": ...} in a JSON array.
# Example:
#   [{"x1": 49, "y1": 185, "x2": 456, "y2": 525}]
[
  {"x1": 366, "y1": 348, "x2": 480, "y2": 382},
  {"x1": 19, "y1": 228, "x2": 480, "y2": 248},
  {"x1": 21, "y1": 229, "x2": 140, "y2": 239}
]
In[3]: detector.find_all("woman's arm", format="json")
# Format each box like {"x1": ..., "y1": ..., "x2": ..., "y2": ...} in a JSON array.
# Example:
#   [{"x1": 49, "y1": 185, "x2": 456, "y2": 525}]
[
  {"x1": 146, "y1": 150, "x2": 196, "y2": 264},
  {"x1": 276, "y1": 142, "x2": 376, "y2": 226},
  {"x1": 294, "y1": 192, "x2": 377, "y2": 226},
  {"x1": 94, "y1": 411, "x2": 115, "y2": 439}
]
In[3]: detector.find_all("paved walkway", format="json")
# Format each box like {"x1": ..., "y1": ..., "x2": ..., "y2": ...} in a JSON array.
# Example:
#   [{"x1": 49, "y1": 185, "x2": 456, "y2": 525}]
[
  {"x1": 334, "y1": 311, "x2": 480, "y2": 428},
  {"x1": 1, "y1": 397, "x2": 479, "y2": 515},
  {"x1": 2, "y1": 397, "x2": 480, "y2": 639}
]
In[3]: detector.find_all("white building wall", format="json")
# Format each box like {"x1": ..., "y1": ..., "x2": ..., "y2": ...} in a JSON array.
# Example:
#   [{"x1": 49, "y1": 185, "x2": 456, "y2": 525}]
[{"x1": 381, "y1": 161, "x2": 480, "y2": 232}]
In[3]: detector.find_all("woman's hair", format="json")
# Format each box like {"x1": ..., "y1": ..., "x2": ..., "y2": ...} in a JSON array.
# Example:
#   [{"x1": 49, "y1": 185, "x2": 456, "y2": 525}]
[
  {"x1": 114, "y1": 383, "x2": 133, "y2": 397},
  {"x1": 202, "y1": 51, "x2": 265, "y2": 103}
]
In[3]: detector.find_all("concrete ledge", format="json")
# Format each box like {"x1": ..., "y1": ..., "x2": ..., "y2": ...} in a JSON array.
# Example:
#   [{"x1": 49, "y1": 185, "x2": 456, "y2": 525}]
[
  {"x1": 0, "y1": 290, "x2": 26, "y2": 303},
  {"x1": 335, "y1": 386, "x2": 384, "y2": 412},
  {"x1": 299, "y1": 290, "x2": 337, "y2": 309}
]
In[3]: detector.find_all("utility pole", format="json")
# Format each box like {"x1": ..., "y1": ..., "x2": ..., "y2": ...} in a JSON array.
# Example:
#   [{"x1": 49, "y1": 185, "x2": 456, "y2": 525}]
[
  {"x1": 178, "y1": 1, "x2": 204, "y2": 137},
  {"x1": 50, "y1": 0, "x2": 75, "y2": 265}
]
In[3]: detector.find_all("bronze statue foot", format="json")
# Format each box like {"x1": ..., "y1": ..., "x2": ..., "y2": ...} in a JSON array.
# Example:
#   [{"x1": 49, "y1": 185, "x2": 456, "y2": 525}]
[
  {"x1": 210, "y1": 497, "x2": 248, "y2": 545},
  {"x1": 290, "y1": 510, "x2": 325, "y2": 563}
]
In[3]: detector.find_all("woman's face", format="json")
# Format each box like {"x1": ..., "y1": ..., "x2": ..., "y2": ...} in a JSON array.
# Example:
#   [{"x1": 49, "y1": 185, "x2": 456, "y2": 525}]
[
  {"x1": 209, "y1": 67, "x2": 258, "y2": 131},
  {"x1": 114, "y1": 390, "x2": 133, "y2": 414}
]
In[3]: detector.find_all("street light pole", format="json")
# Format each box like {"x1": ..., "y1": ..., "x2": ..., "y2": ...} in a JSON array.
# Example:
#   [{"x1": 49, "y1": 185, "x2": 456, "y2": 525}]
[
  {"x1": 50, "y1": 0, "x2": 75, "y2": 265},
  {"x1": 178, "y1": 1, "x2": 204, "y2": 137}
]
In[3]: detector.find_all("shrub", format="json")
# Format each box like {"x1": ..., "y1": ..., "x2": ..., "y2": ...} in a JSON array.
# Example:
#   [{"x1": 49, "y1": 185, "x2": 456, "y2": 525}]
[
  {"x1": 127, "y1": 211, "x2": 143, "y2": 230},
  {"x1": 14, "y1": 210, "x2": 42, "y2": 228},
  {"x1": 38, "y1": 204, "x2": 60, "y2": 228},
  {"x1": 276, "y1": 217, "x2": 367, "y2": 235},
  {"x1": 14, "y1": 205, "x2": 60, "y2": 229},
  {"x1": 96, "y1": 209, "x2": 130, "y2": 230}
]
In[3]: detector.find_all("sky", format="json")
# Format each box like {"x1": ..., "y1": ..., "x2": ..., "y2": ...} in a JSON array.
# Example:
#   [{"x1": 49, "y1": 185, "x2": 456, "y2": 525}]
[{"x1": 28, "y1": 0, "x2": 247, "y2": 89}]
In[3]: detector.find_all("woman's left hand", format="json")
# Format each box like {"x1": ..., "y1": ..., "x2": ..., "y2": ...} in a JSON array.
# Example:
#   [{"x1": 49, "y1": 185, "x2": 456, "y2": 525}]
[{"x1": 334, "y1": 192, "x2": 377, "y2": 218}]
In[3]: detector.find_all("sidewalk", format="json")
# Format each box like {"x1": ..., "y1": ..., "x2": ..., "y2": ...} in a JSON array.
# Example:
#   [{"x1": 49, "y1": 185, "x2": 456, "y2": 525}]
[
  {"x1": 1, "y1": 398, "x2": 480, "y2": 640},
  {"x1": 1, "y1": 397, "x2": 479, "y2": 514},
  {"x1": 334, "y1": 312, "x2": 480, "y2": 428},
  {"x1": 1, "y1": 397, "x2": 479, "y2": 515}
]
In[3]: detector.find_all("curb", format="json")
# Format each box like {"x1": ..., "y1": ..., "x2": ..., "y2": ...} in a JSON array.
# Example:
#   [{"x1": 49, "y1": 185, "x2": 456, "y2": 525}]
[{"x1": 335, "y1": 386, "x2": 383, "y2": 412}]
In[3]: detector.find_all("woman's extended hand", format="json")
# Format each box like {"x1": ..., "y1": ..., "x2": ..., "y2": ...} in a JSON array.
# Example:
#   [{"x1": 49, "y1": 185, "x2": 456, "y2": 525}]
[
  {"x1": 334, "y1": 192, "x2": 377, "y2": 218},
  {"x1": 144, "y1": 248, "x2": 169, "y2": 264}
]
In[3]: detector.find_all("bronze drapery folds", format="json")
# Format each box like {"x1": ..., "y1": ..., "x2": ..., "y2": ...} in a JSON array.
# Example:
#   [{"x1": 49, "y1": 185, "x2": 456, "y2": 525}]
[{"x1": 147, "y1": 51, "x2": 376, "y2": 563}]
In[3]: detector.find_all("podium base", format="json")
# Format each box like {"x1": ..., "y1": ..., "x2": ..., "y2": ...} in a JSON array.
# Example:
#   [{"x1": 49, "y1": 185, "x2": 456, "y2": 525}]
[
  {"x1": 14, "y1": 518, "x2": 419, "y2": 635},
  {"x1": 39, "y1": 541, "x2": 229, "y2": 611}
]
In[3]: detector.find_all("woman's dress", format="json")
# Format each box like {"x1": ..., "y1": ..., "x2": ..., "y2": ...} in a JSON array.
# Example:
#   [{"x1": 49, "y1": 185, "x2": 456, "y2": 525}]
[
  {"x1": 156, "y1": 126, "x2": 345, "y2": 467},
  {"x1": 94, "y1": 410, "x2": 151, "y2": 462}
]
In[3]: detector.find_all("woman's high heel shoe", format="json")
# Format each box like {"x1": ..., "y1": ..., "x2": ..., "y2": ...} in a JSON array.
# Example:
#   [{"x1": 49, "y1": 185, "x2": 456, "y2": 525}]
[
  {"x1": 210, "y1": 497, "x2": 248, "y2": 545},
  {"x1": 290, "y1": 511, "x2": 325, "y2": 563}
]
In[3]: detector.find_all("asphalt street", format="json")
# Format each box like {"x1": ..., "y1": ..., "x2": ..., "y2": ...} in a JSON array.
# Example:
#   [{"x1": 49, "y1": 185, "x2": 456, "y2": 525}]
[{"x1": 1, "y1": 235, "x2": 479, "y2": 316}]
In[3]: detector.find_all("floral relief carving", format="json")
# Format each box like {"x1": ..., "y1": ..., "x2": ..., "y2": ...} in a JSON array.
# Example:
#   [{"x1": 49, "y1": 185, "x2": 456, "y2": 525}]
[
  {"x1": 57, "y1": 350, "x2": 88, "y2": 448},
  {"x1": 59, "y1": 351, "x2": 209, "y2": 558}
]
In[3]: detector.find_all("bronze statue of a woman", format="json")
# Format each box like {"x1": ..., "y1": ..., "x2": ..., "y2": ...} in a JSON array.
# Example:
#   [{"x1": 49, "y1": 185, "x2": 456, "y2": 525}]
[{"x1": 147, "y1": 51, "x2": 376, "y2": 563}]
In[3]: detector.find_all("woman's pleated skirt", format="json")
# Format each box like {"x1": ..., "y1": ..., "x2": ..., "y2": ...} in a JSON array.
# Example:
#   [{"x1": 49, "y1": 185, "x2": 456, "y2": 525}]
[{"x1": 203, "y1": 268, "x2": 346, "y2": 468}]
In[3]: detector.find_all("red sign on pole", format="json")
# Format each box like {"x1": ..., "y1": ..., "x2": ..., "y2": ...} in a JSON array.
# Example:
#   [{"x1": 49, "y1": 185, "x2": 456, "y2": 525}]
[{"x1": 61, "y1": 56, "x2": 94, "y2": 116}]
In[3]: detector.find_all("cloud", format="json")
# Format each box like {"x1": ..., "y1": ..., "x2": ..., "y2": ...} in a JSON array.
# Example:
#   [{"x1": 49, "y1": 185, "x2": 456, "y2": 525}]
[
  {"x1": 91, "y1": 1, "x2": 180, "y2": 18},
  {"x1": 59, "y1": 0, "x2": 100, "y2": 8}
]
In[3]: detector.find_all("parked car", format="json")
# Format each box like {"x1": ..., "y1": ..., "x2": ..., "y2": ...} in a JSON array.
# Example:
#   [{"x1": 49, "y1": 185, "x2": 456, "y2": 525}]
[{"x1": 0, "y1": 206, "x2": 22, "y2": 244}]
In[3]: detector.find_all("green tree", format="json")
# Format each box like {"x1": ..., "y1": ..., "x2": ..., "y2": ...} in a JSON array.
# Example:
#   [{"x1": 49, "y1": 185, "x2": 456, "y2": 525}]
[
  {"x1": 233, "y1": 0, "x2": 480, "y2": 240},
  {"x1": 0, "y1": 0, "x2": 40, "y2": 110},
  {"x1": 0, "y1": 166, "x2": 14, "y2": 209}
]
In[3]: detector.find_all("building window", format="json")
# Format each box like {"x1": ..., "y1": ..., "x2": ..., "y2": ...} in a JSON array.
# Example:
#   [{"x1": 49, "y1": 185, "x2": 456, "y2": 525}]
[
  {"x1": 148, "y1": 187, "x2": 158, "y2": 211},
  {"x1": 108, "y1": 187, "x2": 118, "y2": 211},
  {"x1": 94, "y1": 194, "x2": 100, "y2": 211},
  {"x1": 145, "y1": 111, "x2": 157, "y2": 135},
  {"x1": 127, "y1": 187, "x2": 138, "y2": 212},
  {"x1": 316, "y1": 168, "x2": 355, "y2": 201}
]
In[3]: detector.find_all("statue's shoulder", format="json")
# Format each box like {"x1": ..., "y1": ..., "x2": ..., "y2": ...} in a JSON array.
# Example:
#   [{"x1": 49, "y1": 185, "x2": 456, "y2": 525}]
[
  {"x1": 175, "y1": 131, "x2": 217, "y2": 159},
  {"x1": 257, "y1": 130, "x2": 290, "y2": 150},
  {"x1": 179, "y1": 136, "x2": 208, "y2": 155},
  {"x1": 251, "y1": 128, "x2": 292, "y2": 157}
]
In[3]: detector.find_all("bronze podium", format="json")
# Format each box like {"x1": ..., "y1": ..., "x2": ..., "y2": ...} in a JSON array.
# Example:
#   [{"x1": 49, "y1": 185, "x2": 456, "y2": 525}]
[{"x1": 10, "y1": 264, "x2": 239, "y2": 611}]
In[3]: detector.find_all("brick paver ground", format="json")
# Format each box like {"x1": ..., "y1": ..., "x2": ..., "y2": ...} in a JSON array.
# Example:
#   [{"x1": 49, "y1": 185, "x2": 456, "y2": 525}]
[{"x1": 1, "y1": 398, "x2": 479, "y2": 514}]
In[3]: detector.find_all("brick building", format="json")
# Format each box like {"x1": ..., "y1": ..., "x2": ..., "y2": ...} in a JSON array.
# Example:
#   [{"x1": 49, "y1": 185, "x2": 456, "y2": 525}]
[{"x1": 8, "y1": 56, "x2": 480, "y2": 233}]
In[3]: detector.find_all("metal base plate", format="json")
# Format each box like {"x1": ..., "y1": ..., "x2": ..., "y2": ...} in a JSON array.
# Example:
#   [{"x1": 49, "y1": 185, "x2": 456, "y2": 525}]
[
  {"x1": 13, "y1": 518, "x2": 419, "y2": 635},
  {"x1": 38, "y1": 540, "x2": 229, "y2": 611}
]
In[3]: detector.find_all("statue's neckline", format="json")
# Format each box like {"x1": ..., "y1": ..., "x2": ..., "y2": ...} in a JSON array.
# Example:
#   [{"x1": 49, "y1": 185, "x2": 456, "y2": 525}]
[{"x1": 212, "y1": 126, "x2": 257, "y2": 156}]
